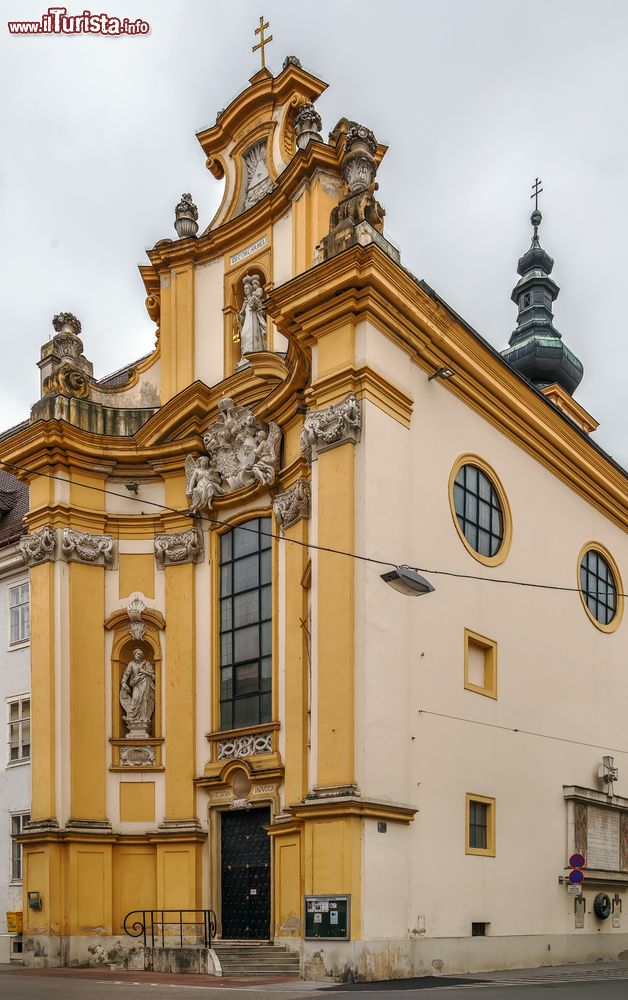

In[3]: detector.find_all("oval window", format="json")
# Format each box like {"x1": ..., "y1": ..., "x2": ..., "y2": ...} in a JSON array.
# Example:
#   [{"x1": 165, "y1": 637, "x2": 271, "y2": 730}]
[
  {"x1": 579, "y1": 546, "x2": 622, "y2": 632},
  {"x1": 450, "y1": 458, "x2": 511, "y2": 566}
]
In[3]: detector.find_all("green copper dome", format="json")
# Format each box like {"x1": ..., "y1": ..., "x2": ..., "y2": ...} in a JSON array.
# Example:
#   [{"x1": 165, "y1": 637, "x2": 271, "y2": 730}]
[{"x1": 502, "y1": 209, "x2": 583, "y2": 396}]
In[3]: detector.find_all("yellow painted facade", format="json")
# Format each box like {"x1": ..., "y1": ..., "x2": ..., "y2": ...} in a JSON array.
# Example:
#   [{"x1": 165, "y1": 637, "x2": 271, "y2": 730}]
[{"x1": 5, "y1": 56, "x2": 627, "y2": 980}]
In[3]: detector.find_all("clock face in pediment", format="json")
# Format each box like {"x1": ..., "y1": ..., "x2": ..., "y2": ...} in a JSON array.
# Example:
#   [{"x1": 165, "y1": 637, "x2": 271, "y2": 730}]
[{"x1": 243, "y1": 140, "x2": 274, "y2": 211}]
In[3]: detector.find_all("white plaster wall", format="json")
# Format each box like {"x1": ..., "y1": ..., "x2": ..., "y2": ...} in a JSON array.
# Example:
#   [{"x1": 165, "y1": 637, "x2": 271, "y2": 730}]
[
  {"x1": 0, "y1": 551, "x2": 31, "y2": 938},
  {"x1": 355, "y1": 317, "x2": 628, "y2": 943},
  {"x1": 195, "y1": 257, "x2": 225, "y2": 388},
  {"x1": 362, "y1": 819, "x2": 412, "y2": 940}
]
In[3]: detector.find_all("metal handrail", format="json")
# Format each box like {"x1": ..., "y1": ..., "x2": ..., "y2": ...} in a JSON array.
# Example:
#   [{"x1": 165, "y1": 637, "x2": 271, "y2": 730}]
[{"x1": 123, "y1": 909, "x2": 217, "y2": 949}]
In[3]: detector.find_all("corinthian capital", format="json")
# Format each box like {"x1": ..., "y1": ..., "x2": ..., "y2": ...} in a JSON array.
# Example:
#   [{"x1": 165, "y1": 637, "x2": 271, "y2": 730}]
[
  {"x1": 154, "y1": 528, "x2": 203, "y2": 569},
  {"x1": 300, "y1": 393, "x2": 362, "y2": 462},
  {"x1": 273, "y1": 479, "x2": 311, "y2": 531},
  {"x1": 61, "y1": 527, "x2": 115, "y2": 567},
  {"x1": 18, "y1": 525, "x2": 57, "y2": 567}
]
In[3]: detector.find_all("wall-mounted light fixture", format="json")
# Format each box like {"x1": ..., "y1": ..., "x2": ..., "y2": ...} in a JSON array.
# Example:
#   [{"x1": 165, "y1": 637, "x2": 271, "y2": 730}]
[
  {"x1": 428, "y1": 366, "x2": 456, "y2": 382},
  {"x1": 380, "y1": 565, "x2": 435, "y2": 597}
]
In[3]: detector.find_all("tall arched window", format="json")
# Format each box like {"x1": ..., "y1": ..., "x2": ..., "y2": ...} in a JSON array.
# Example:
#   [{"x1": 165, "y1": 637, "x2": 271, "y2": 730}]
[{"x1": 219, "y1": 517, "x2": 272, "y2": 730}]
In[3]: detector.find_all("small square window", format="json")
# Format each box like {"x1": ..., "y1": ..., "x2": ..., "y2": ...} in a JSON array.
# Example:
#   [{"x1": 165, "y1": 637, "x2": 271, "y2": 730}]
[
  {"x1": 466, "y1": 795, "x2": 495, "y2": 857},
  {"x1": 472, "y1": 922, "x2": 488, "y2": 936},
  {"x1": 464, "y1": 629, "x2": 497, "y2": 699}
]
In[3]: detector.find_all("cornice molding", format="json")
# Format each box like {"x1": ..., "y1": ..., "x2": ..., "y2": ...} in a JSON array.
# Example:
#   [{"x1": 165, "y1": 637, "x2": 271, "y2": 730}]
[
  {"x1": 288, "y1": 797, "x2": 417, "y2": 825},
  {"x1": 306, "y1": 363, "x2": 413, "y2": 428}
]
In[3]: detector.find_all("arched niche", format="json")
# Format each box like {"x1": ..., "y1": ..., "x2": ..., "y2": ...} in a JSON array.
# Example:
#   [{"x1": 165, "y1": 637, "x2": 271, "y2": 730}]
[
  {"x1": 223, "y1": 253, "x2": 272, "y2": 374},
  {"x1": 111, "y1": 628, "x2": 162, "y2": 742}
]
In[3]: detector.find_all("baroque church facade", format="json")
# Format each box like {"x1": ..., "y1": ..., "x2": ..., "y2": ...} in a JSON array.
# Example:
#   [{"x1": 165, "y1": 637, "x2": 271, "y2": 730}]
[{"x1": 4, "y1": 55, "x2": 628, "y2": 979}]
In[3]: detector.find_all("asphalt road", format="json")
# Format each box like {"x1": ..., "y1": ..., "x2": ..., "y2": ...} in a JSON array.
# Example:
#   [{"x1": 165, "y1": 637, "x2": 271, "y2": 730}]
[{"x1": 2, "y1": 965, "x2": 628, "y2": 999}]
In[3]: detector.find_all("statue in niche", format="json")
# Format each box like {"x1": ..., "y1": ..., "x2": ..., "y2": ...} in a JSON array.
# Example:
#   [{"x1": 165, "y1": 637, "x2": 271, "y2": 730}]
[
  {"x1": 237, "y1": 274, "x2": 267, "y2": 356},
  {"x1": 119, "y1": 648, "x2": 155, "y2": 738}
]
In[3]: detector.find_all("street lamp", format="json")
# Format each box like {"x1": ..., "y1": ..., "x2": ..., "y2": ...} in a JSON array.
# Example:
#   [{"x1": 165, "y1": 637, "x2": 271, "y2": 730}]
[{"x1": 380, "y1": 565, "x2": 435, "y2": 597}]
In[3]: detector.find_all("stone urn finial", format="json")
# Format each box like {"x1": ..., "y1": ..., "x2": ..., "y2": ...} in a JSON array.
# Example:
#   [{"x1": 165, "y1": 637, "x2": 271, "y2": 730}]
[
  {"x1": 342, "y1": 124, "x2": 378, "y2": 194},
  {"x1": 51, "y1": 312, "x2": 84, "y2": 361},
  {"x1": 294, "y1": 103, "x2": 323, "y2": 150},
  {"x1": 174, "y1": 193, "x2": 199, "y2": 239}
]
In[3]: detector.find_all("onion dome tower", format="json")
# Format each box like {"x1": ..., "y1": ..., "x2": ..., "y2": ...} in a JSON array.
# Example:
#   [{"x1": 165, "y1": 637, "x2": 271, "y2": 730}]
[{"x1": 502, "y1": 205, "x2": 583, "y2": 395}]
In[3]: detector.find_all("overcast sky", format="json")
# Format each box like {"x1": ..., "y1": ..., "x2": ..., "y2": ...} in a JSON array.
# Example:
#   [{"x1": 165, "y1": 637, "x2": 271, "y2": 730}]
[{"x1": 1, "y1": 0, "x2": 627, "y2": 465}]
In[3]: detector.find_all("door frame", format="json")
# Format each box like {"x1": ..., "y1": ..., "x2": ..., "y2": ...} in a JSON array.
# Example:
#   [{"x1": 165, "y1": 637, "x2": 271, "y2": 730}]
[
  {"x1": 218, "y1": 805, "x2": 272, "y2": 940},
  {"x1": 206, "y1": 789, "x2": 278, "y2": 940}
]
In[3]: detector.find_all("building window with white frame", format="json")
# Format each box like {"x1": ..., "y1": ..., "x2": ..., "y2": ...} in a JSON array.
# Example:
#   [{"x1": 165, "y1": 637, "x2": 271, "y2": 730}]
[
  {"x1": 9, "y1": 581, "x2": 30, "y2": 646},
  {"x1": 8, "y1": 697, "x2": 30, "y2": 763},
  {"x1": 10, "y1": 812, "x2": 30, "y2": 881}
]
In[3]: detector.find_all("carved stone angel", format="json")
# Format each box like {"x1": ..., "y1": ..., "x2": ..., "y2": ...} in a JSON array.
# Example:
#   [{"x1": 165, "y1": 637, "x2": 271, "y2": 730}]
[
  {"x1": 185, "y1": 455, "x2": 223, "y2": 514},
  {"x1": 251, "y1": 422, "x2": 282, "y2": 486}
]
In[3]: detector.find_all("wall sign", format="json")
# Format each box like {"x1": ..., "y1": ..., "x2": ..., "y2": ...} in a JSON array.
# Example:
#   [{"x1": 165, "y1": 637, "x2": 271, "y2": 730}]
[
  {"x1": 304, "y1": 895, "x2": 350, "y2": 940},
  {"x1": 229, "y1": 236, "x2": 268, "y2": 267}
]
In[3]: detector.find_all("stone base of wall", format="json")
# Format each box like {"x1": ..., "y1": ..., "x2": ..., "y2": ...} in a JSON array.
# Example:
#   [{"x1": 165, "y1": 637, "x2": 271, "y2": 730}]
[
  {"x1": 21, "y1": 936, "x2": 221, "y2": 975},
  {"x1": 22, "y1": 935, "x2": 144, "y2": 970},
  {"x1": 23, "y1": 931, "x2": 628, "y2": 981},
  {"x1": 145, "y1": 946, "x2": 220, "y2": 975},
  {"x1": 296, "y1": 934, "x2": 628, "y2": 982}
]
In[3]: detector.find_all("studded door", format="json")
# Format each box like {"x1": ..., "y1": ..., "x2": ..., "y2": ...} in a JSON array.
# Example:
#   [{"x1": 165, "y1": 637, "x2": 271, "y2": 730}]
[{"x1": 221, "y1": 807, "x2": 271, "y2": 940}]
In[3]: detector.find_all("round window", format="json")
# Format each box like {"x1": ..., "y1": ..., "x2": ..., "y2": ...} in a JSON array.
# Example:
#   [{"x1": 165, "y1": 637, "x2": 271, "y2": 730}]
[
  {"x1": 450, "y1": 459, "x2": 510, "y2": 565},
  {"x1": 579, "y1": 546, "x2": 622, "y2": 631}
]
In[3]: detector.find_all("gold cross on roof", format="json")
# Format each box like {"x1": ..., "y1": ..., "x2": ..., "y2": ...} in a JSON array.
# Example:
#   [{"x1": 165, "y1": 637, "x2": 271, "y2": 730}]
[{"x1": 253, "y1": 15, "x2": 273, "y2": 69}]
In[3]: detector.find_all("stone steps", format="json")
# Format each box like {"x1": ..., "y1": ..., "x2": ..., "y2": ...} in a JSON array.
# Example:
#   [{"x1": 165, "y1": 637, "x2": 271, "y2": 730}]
[{"x1": 213, "y1": 941, "x2": 300, "y2": 977}]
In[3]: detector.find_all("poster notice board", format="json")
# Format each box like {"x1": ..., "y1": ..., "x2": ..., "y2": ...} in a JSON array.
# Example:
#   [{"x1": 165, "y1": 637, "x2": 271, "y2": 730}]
[
  {"x1": 6, "y1": 911, "x2": 23, "y2": 934},
  {"x1": 304, "y1": 895, "x2": 350, "y2": 940}
]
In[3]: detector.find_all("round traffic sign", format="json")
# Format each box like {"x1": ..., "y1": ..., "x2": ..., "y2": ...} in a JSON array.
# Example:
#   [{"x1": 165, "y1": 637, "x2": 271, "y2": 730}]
[
  {"x1": 569, "y1": 868, "x2": 584, "y2": 885},
  {"x1": 569, "y1": 852, "x2": 586, "y2": 869}
]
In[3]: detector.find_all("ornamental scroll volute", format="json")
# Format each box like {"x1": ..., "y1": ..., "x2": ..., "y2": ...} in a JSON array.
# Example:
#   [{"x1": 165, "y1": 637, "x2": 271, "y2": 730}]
[{"x1": 185, "y1": 398, "x2": 281, "y2": 515}]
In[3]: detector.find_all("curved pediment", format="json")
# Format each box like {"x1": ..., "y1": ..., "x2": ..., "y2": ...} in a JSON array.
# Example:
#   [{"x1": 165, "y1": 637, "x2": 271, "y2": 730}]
[{"x1": 196, "y1": 62, "x2": 327, "y2": 231}]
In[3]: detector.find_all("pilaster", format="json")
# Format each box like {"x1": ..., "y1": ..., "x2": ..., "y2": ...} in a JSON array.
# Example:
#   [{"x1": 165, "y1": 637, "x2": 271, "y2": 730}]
[
  {"x1": 164, "y1": 561, "x2": 197, "y2": 821},
  {"x1": 69, "y1": 562, "x2": 107, "y2": 821},
  {"x1": 29, "y1": 561, "x2": 56, "y2": 821},
  {"x1": 160, "y1": 260, "x2": 195, "y2": 403},
  {"x1": 282, "y1": 513, "x2": 310, "y2": 804}
]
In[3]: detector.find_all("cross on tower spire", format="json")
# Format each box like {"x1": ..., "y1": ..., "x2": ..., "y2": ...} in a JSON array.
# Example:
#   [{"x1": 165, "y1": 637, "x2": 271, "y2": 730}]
[
  {"x1": 253, "y1": 16, "x2": 273, "y2": 69},
  {"x1": 531, "y1": 176, "x2": 543, "y2": 211}
]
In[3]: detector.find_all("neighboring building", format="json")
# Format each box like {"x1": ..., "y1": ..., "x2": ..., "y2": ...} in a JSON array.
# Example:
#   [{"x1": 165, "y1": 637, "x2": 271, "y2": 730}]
[
  {"x1": 1, "y1": 55, "x2": 627, "y2": 979},
  {"x1": 0, "y1": 470, "x2": 29, "y2": 963}
]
